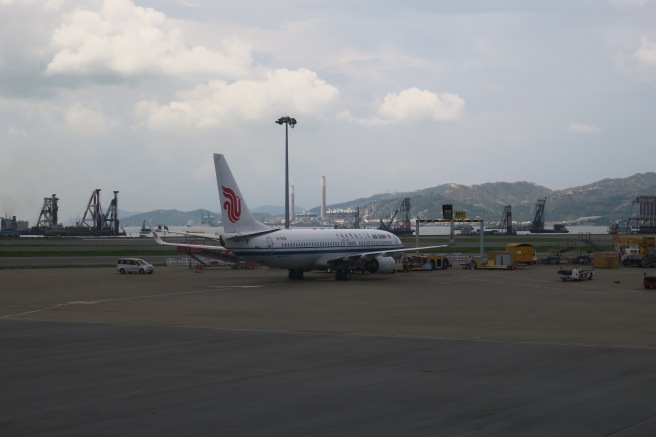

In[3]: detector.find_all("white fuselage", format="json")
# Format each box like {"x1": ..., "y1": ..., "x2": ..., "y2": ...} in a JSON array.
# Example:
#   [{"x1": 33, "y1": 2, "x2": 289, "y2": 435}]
[{"x1": 223, "y1": 228, "x2": 404, "y2": 270}]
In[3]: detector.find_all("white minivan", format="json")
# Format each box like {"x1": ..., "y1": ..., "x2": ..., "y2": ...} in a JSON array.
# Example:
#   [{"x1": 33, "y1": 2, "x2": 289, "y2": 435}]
[{"x1": 117, "y1": 258, "x2": 155, "y2": 274}]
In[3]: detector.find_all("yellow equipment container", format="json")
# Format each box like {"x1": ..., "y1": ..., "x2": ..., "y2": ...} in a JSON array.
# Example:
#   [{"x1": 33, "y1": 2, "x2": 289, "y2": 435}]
[
  {"x1": 593, "y1": 252, "x2": 620, "y2": 269},
  {"x1": 505, "y1": 243, "x2": 536, "y2": 264}
]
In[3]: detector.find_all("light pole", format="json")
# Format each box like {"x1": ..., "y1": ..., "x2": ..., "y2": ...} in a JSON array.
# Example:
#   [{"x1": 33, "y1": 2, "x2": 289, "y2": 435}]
[{"x1": 275, "y1": 116, "x2": 297, "y2": 229}]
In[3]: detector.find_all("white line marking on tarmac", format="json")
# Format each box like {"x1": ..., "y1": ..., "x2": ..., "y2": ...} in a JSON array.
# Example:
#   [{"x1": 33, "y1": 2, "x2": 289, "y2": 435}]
[
  {"x1": 88, "y1": 285, "x2": 272, "y2": 303},
  {"x1": 0, "y1": 284, "x2": 273, "y2": 319},
  {"x1": 207, "y1": 285, "x2": 275, "y2": 289},
  {"x1": 0, "y1": 304, "x2": 66, "y2": 319}
]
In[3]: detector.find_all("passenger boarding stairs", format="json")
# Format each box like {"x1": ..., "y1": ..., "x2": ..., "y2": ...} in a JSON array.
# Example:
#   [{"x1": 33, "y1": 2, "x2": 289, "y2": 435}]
[
  {"x1": 544, "y1": 244, "x2": 578, "y2": 264},
  {"x1": 174, "y1": 234, "x2": 240, "y2": 268},
  {"x1": 543, "y1": 233, "x2": 610, "y2": 264},
  {"x1": 577, "y1": 232, "x2": 605, "y2": 252},
  {"x1": 186, "y1": 249, "x2": 239, "y2": 268}
]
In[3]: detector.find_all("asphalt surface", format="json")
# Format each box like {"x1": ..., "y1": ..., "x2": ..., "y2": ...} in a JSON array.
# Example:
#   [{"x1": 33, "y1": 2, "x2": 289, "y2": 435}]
[{"x1": 2, "y1": 264, "x2": 656, "y2": 436}]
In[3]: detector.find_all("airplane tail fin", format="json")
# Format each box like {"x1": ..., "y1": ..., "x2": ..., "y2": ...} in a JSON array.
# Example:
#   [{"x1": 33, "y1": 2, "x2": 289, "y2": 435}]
[{"x1": 214, "y1": 154, "x2": 270, "y2": 234}]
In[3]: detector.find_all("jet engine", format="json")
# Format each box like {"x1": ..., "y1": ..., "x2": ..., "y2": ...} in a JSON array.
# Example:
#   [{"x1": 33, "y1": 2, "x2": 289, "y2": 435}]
[{"x1": 364, "y1": 256, "x2": 397, "y2": 274}]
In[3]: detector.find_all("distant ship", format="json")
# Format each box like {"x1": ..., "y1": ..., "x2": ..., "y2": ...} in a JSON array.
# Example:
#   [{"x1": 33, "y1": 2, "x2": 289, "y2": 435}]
[
  {"x1": 139, "y1": 221, "x2": 152, "y2": 237},
  {"x1": 530, "y1": 223, "x2": 569, "y2": 234},
  {"x1": 188, "y1": 210, "x2": 220, "y2": 228}
]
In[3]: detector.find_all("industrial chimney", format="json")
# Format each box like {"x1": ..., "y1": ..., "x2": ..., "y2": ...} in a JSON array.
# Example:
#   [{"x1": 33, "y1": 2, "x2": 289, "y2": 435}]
[{"x1": 321, "y1": 176, "x2": 326, "y2": 219}]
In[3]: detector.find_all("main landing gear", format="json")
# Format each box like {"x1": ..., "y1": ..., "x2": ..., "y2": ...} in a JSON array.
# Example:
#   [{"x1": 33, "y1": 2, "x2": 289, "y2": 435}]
[
  {"x1": 288, "y1": 267, "x2": 352, "y2": 280},
  {"x1": 334, "y1": 267, "x2": 351, "y2": 281},
  {"x1": 288, "y1": 269, "x2": 304, "y2": 280}
]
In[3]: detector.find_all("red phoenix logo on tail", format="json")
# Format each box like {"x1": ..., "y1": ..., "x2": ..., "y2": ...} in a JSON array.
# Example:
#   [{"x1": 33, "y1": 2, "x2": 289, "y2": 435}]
[{"x1": 222, "y1": 186, "x2": 242, "y2": 223}]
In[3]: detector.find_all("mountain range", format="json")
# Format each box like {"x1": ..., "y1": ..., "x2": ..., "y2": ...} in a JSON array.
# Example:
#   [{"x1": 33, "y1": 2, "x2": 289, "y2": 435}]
[
  {"x1": 312, "y1": 172, "x2": 656, "y2": 225},
  {"x1": 118, "y1": 172, "x2": 656, "y2": 226}
]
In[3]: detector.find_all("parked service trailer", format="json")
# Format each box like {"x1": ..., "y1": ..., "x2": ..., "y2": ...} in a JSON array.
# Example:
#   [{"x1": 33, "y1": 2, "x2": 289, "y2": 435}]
[
  {"x1": 404, "y1": 254, "x2": 451, "y2": 271},
  {"x1": 644, "y1": 275, "x2": 656, "y2": 290},
  {"x1": 558, "y1": 267, "x2": 594, "y2": 281},
  {"x1": 470, "y1": 259, "x2": 518, "y2": 270}
]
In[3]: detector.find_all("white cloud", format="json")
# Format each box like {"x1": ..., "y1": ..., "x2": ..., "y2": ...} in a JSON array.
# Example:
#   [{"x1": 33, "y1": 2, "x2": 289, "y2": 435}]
[
  {"x1": 613, "y1": 34, "x2": 656, "y2": 81},
  {"x1": 7, "y1": 127, "x2": 27, "y2": 137},
  {"x1": 568, "y1": 122, "x2": 601, "y2": 133},
  {"x1": 63, "y1": 103, "x2": 116, "y2": 135},
  {"x1": 45, "y1": 0, "x2": 253, "y2": 80},
  {"x1": 634, "y1": 35, "x2": 656, "y2": 66},
  {"x1": 347, "y1": 88, "x2": 465, "y2": 125},
  {"x1": 509, "y1": 133, "x2": 527, "y2": 143},
  {"x1": 134, "y1": 68, "x2": 340, "y2": 130},
  {"x1": 610, "y1": 0, "x2": 656, "y2": 5},
  {"x1": 178, "y1": 0, "x2": 200, "y2": 7},
  {"x1": 0, "y1": 97, "x2": 117, "y2": 136}
]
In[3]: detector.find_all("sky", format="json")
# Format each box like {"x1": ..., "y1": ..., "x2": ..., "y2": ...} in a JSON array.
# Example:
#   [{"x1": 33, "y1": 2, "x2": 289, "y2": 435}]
[{"x1": 1, "y1": 0, "x2": 655, "y2": 225}]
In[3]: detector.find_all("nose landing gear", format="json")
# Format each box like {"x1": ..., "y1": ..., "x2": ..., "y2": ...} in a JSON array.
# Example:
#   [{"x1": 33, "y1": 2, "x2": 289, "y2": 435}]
[{"x1": 288, "y1": 269, "x2": 304, "y2": 279}]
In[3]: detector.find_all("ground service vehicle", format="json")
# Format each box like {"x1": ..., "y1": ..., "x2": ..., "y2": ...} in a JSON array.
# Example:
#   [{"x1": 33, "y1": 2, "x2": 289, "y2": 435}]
[
  {"x1": 616, "y1": 236, "x2": 656, "y2": 268},
  {"x1": 623, "y1": 252, "x2": 656, "y2": 268},
  {"x1": 558, "y1": 267, "x2": 594, "y2": 281},
  {"x1": 117, "y1": 258, "x2": 155, "y2": 274},
  {"x1": 403, "y1": 254, "x2": 451, "y2": 271}
]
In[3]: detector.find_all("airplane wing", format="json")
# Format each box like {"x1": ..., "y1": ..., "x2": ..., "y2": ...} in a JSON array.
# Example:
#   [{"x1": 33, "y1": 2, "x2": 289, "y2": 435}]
[
  {"x1": 152, "y1": 231, "x2": 225, "y2": 251},
  {"x1": 154, "y1": 228, "x2": 279, "y2": 243},
  {"x1": 153, "y1": 228, "x2": 222, "y2": 240},
  {"x1": 222, "y1": 228, "x2": 280, "y2": 242},
  {"x1": 326, "y1": 244, "x2": 449, "y2": 264}
]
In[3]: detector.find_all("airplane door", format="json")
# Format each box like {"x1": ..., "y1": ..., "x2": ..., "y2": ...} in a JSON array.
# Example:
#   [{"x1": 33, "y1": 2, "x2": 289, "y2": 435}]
[{"x1": 266, "y1": 237, "x2": 273, "y2": 255}]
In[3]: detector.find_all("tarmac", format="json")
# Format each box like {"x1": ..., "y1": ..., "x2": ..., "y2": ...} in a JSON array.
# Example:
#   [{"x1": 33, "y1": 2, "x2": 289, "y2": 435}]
[{"x1": 2, "y1": 263, "x2": 656, "y2": 436}]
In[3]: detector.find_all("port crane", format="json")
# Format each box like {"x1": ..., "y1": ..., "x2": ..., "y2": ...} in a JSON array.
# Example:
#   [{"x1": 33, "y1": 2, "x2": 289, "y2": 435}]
[
  {"x1": 76, "y1": 189, "x2": 120, "y2": 234},
  {"x1": 379, "y1": 210, "x2": 398, "y2": 231},
  {"x1": 500, "y1": 205, "x2": 515, "y2": 235},
  {"x1": 394, "y1": 198, "x2": 413, "y2": 235},
  {"x1": 530, "y1": 197, "x2": 568, "y2": 233},
  {"x1": 377, "y1": 198, "x2": 413, "y2": 235}
]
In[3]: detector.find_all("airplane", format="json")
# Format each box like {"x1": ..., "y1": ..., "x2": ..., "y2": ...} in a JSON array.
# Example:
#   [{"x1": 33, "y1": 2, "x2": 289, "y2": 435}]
[{"x1": 153, "y1": 153, "x2": 447, "y2": 280}]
